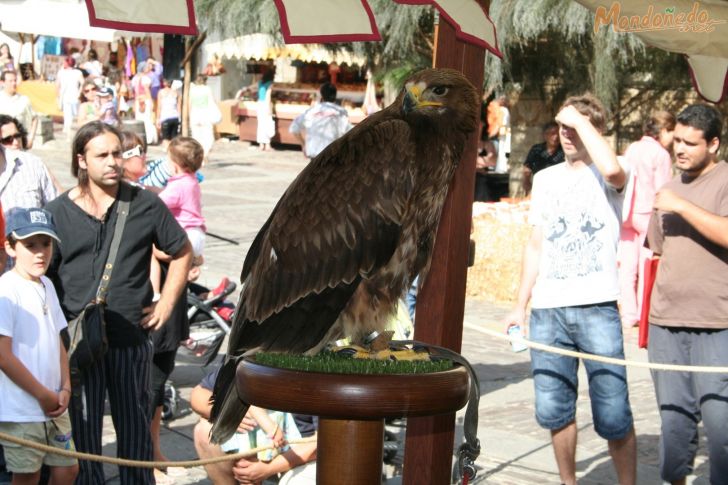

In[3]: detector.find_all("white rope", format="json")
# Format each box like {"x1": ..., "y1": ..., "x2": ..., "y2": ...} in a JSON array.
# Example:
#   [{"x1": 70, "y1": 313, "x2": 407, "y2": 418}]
[{"x1": 465, "y1": 322, "x2": 728, "y2": 373}]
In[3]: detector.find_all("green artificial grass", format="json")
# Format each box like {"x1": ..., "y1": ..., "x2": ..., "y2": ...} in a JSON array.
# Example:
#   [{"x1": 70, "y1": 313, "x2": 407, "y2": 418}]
[{"x1": 253, "y1": 351, "x2": 453, "y2": 375}]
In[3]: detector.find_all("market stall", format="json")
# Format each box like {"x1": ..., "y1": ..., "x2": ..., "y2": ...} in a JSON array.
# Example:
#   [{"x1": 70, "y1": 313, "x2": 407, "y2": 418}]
[
  {"x1": 202, "y1": 33, "x2": 371, "y2": 145},
  {"x1": 235, "y1": 82, "x2": 368, "y2": 145}
]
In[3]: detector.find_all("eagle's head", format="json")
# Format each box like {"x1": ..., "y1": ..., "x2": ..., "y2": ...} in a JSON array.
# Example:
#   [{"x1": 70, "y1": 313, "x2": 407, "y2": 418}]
[{"x1": 399, "y1": 68, "x2": 479, "y2": 135}]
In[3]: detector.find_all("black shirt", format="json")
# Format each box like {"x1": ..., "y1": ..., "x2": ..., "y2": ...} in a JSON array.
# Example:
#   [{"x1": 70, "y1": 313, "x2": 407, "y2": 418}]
[
  {"x1": 46, "y1": 182, "x2": 188, "y2": 348},
  {"x1": 523, "y1": 142, "x2": 565, "y2": 174}
]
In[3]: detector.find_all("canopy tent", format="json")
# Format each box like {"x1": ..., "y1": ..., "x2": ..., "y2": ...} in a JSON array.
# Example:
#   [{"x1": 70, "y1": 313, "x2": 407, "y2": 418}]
[
  {"x1": 0, "y1": 0, "x2": 146, "y2": 42},
  {"x1": 84, "y1": 0, "x2": 196, "y2": 35},
  {"x1": 575, "y1": 0, "x2": 728, "y2": 103},
  {"x1": 272, "y1": 0, "x2": 501, "y2": 55},
  {"x1": 82, "y1": 0, "x2": 728, "y2": 102}
]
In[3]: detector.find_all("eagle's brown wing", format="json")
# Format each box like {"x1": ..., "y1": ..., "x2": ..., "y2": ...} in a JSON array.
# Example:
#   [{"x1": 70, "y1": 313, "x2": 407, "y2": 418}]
[{"x1": 228, "y1": 116, "x2": 416, "y2": 354}]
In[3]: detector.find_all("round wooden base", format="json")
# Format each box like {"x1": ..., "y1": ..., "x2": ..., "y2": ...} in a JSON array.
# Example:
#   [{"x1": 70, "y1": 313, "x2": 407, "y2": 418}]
[{"x1": 236, "y1": 358, "x2": 469, "y2": 484}]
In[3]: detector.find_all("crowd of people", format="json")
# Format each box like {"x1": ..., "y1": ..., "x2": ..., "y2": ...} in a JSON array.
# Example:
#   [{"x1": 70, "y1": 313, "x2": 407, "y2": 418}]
[
  {"x1": 0, "y1": 112, "x2": 324, "y2": 484},
  {"x1": 507, "y1": 98, "x2": 728, "y2": 485},
  {"x1": 53, "y1": 52, "x2": 188, "y2": 150},
  {"x1": 0, "y1": 43, "x2": 191, "y2": 158}
]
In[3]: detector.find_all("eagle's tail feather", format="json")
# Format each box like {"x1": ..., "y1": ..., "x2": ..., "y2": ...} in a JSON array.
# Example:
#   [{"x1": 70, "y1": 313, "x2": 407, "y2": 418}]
[{"x1": 209, "y1": 357, "x2": 250, "y2": 444}]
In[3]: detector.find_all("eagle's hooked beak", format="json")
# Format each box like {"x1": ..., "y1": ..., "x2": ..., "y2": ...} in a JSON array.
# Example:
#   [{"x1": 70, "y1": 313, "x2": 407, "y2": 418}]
[{"x1": 403, "y1": 85, "x2": 443, "y2": 114}]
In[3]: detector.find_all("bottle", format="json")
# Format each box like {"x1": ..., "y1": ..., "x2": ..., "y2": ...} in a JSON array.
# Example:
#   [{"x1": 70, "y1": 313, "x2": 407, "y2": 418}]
[{"x1": 507, "y1": 323, "x2": 528, "y2": 353}]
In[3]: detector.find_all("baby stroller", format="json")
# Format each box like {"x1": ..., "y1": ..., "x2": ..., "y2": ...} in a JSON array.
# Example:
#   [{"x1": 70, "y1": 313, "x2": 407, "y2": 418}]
[{"x1": 184, "y1": 277, "x2": 237, "y2": 364}]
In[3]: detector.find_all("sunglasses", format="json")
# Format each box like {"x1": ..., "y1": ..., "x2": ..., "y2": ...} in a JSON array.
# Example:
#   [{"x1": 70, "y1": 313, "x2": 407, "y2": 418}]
[
  {"x1": 122, "y1": 145, "x2": 144, "y2": 159},
  {"x1": 0, "y1": 133, "x2": 22, "y2": 145}
]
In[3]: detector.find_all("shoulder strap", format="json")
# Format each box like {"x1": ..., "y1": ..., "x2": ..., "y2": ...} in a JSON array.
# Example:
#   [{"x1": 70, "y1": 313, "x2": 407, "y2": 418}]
[{"x1": 95, "y1": 183, "x2": 131, "y2": 303}]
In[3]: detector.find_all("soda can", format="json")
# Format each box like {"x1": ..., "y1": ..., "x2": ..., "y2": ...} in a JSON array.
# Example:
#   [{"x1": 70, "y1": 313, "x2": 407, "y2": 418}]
[{"x1": 507, "y1": 323, "x2": 528, "y2": 353}]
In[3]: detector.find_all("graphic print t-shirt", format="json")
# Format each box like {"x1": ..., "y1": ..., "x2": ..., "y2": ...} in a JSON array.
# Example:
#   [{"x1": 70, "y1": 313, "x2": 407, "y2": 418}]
[{"x1": 529, "y1": 162, "x2": 625, "y2": 309}]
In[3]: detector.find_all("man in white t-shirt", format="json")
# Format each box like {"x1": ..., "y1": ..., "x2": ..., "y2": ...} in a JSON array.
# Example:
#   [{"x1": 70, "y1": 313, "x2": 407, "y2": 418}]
[
  {"x1": 506, "y1": 94, "x2": 636, "y2": 485},
  {"x1": 0, "y1": 71, "x2": 36, "y2": 148}
]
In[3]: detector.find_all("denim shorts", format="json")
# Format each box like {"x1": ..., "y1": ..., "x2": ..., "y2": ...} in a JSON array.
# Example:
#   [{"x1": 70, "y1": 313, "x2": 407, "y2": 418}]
[{"x1": 529, "y1": 301, "x2": 633, "y2": 440}]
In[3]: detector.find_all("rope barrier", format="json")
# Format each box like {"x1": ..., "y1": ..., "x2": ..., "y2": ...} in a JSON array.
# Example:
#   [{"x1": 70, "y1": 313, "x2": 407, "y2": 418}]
[
  {"x1": 0, "y1": 431, "x2": 316, "y2": 468},
  {"x1": 4, "y1": 324, "x2": 726, "y2": 469},
  {"x1": 465, "y1": 322, "x2": 728, "y2": 373}
]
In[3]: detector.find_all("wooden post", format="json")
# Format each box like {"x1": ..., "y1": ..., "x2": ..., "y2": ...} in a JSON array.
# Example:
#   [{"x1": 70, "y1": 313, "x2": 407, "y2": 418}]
[
  {"x1": 181, "y1": 32, "x2": 207, "y2": 136},
  {"x1": 182, "y1": 37, "x2": 192, "y2": 136},
  {"x1": 402, "y1": 2, "x2": 488, "y2": 484},
  {"x1": 318, "y1": 419, "x2": 384, "y2": 484}
]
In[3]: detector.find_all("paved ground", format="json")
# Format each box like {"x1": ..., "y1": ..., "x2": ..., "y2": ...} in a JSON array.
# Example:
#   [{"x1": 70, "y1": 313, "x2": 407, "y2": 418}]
[{"x1": 8, "y1": 128, "x2": 714, "y2": 484}]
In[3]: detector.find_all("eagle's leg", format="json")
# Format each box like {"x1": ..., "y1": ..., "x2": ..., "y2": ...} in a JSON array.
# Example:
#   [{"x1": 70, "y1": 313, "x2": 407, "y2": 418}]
[{"x1": 336, "y1": 330, "x2": 432, "y2": 361}]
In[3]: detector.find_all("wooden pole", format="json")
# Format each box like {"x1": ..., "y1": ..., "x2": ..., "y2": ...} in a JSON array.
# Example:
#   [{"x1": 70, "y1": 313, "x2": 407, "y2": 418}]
[
  {"x1": 17, "y1": 34, "x2": 24, "y2": 76},
  {"x1": 402, "y1": 2, "x2": 488, "y2": 484},
  {"x1": 182, "y1": 37, "x2": 192, "y2": 136},
  {"x1": 30, "y1": 34, "x2": 35, "y2": 78},
  {"x1": 181, "y1": 31, "x2": 207, "y2": 137},
  {"x1": 317, "y1": 419, "x2": 384, "y2": 484}
]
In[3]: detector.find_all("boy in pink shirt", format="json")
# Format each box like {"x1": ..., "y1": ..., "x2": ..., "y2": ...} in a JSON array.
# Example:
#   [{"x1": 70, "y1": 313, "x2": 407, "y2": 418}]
[
  {"x1": 151, "y1": 137, "x2": 206, "y2": 294},
  {"x1": 159, "y1": 137, "x2": 206, "y2": 260}
]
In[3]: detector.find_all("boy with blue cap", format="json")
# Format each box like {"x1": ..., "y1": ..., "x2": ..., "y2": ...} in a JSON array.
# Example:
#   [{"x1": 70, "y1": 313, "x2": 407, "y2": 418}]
[{"x1": 0, "y1": 207, "x2": 78, "y2": 484}]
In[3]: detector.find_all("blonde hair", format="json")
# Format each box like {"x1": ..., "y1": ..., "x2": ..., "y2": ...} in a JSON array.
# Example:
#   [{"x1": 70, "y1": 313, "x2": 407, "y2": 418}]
[
  {"x1": 168, "y1": 137, "x2": 204, "y2": 173},
  {"x1": 643, "y1": 110, "x2": 676, "y2": 139}
]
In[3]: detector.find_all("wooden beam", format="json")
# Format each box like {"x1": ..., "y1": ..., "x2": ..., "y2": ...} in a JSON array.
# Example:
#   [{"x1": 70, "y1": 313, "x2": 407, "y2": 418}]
[
  {"x1": 402, "y1": 2, "x2": 488, "y2": 484},
  {"x1": 182, "y1": 37, "x2": 192, "y2": 137},
  {"x1": 181, "y1": 31, "x2": 207, "y2": 136},
  {"x1": 181, "y1": 31, "x2": 207, "y2": 67}
]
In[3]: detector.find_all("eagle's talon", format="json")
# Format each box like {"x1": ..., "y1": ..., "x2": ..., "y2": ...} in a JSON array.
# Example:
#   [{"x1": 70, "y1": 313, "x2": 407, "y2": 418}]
[{"x1": 335, "y1": 347, "x2": 359, "y2": 357}]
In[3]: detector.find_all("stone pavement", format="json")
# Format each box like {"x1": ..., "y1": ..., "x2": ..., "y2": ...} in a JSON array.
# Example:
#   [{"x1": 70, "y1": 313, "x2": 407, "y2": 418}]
[{"x1": 10, "y1": 129, "x2": 714, "y2": 484}]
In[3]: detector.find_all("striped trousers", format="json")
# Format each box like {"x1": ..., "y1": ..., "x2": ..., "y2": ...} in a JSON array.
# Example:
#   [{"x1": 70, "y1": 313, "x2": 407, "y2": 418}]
[{"x1": 69, "y1": 340, "x2": 154, "y2": 485}]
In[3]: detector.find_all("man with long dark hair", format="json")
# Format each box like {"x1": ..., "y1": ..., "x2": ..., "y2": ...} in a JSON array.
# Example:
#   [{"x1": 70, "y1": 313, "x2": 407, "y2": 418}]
[{"x1": 45, "y1": 121, "x2": 191, "y2": 484}]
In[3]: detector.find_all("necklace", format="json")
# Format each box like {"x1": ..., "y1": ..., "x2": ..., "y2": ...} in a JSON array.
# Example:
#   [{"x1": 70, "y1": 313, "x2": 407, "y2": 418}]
[{"x1": 32, "y1": 280, "x2": 48, "y2": 315}]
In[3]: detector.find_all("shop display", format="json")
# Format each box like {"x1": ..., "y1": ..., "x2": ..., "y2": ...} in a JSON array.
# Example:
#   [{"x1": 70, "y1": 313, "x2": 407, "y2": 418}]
[{"x1": 235, "y1": 84, "x2": 369, "y2": 145}]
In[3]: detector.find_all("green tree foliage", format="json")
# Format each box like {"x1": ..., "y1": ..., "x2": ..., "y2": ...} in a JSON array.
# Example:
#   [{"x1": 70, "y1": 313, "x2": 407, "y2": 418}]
[
  {"x1": 488, "y1": 0, "x2": 647, "y2": 103},
  {"x1": 194, "y1": 0, "x2": 693, "y2": 118},
  {"x1": 193, "y1": 0, "x2": 434, "y2": 88}
]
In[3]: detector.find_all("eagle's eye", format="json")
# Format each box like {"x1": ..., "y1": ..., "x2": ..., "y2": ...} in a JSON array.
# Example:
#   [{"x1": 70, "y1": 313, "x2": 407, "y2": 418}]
[{"x1": 432, "y1": 86, "x2": 449, "y2": 96}]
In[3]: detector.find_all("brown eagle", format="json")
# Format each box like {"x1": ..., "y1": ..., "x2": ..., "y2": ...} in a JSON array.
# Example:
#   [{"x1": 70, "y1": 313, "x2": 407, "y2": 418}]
[{"x1": 210, "y1": 68, "x2": 479, "y2": 443}]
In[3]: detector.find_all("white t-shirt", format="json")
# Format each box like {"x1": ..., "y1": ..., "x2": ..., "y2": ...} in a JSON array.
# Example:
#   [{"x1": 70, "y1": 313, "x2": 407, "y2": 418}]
[
  {"x1": 0, "y1": 271, "x2": 67, "y2": 422},
  {"x1": 528, "y1": 162, "x2": 625, "y2": 309},
  {"x1": 56, "y1": 67, "x2": 84, "y2": 104},
  {"x1": 0, "y1": 91, "x2": 33, "y2": 135}
]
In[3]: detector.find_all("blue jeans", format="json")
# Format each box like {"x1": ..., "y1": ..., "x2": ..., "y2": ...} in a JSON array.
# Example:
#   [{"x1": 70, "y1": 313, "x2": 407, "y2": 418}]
[{"x1": 529, "y1": 302, "x2": 634, "y2": 440}]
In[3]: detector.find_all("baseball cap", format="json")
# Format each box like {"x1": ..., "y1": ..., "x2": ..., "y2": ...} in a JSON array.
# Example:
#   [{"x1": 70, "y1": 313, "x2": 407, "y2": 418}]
[
  {"x1": 5, "y1": 207, "x2": 61, "y2": 242},
  {"x1": 96, "y1": 86, "x2": 113, "y2": 97}
]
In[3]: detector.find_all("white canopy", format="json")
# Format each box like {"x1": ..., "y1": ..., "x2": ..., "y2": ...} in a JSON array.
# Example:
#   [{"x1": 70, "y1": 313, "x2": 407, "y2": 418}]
[
  {"x1": 0, "y1": 0, "x2": 148, "y2": 42},
  {"x1": 575, "y1": 0, "x2": 728, "y2": 102}
]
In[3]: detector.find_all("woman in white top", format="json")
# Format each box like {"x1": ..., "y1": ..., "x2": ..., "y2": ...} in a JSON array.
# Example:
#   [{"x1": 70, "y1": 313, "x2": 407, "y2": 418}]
[
  {"x1": 156, "y1": 79, "x2": 181, "y2": 150},
  {"x1": 188, "y1": 74, "x2": 220, "y2": 160},
  {"x1": 55, "y1": 57, "x2": 84, "y2": 135}
]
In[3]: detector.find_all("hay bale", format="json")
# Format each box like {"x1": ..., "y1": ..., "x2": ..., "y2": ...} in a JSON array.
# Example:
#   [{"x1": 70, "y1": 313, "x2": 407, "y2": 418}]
[{"x1": 467, "y1": 201, "x2": 531, "y2": 304}]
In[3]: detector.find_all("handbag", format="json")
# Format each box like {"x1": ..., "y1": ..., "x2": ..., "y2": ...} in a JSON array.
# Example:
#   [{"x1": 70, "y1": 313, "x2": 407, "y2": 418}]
[{"x1": 67, "y1": 184, "x2": 130, "y2": 368}]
